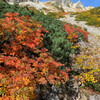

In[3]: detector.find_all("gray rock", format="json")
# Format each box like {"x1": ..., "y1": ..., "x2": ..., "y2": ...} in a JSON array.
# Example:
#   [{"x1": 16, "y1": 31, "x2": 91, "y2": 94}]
[
  {"x1": 80, "y1": 94, "x2": 87, "y2": 100},
  {"x1": 89, "y1": 94, "x2": 100, "y2": 100},
  {"x1": 51, "y1": 85, "x2": 59, "y2": 94},
  {"x1": 47, "y1": 93, "x2": 60, "y2": 100}
]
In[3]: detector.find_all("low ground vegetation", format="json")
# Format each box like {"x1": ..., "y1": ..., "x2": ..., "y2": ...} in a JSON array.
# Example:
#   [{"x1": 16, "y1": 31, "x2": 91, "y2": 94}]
[{"x1": 73, "y1": 6, "x2": 100, "y2": 27}]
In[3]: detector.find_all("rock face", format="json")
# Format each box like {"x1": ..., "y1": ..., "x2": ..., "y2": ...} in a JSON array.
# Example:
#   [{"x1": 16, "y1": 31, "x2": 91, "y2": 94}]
[
  {"x1": 72, "y1": 0, "x2": 86, "y2": 10},
  {"x1": 85, "y1": 6, "x2": 94, "y2": 10},
  {"x1": 51, "y1": 0, "x2": 73, "y2": 6},
  {"x1": 89, "y1": 94, "x2": 100, "y2": 100},
  {"x1": 51, "y1": 0, "x2": 86, "y2": 10}
]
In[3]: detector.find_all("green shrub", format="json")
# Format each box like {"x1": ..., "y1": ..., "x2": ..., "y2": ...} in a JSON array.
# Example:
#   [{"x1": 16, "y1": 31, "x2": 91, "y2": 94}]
[
  {"x1": 85, "y1": 81, "x2": 100, "y2": 92},
  {"x1": 0, "y1": 1, "x2": 34, "y2": 18},
  {"x1": 83, "y1": 27, "x2": 87, "y2": 31},
  {"x1": 32, "y1": 13, "x2": 80, "y2": 68}
]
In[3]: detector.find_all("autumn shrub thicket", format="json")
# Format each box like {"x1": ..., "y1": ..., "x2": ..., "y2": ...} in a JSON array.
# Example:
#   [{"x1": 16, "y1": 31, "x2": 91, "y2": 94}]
[
  {"x1": 0, "y1": 12, "x2": 69, "y2": 99},
  {"x1": 75, "y1": 6, "x2": 100, "y2": 27}
]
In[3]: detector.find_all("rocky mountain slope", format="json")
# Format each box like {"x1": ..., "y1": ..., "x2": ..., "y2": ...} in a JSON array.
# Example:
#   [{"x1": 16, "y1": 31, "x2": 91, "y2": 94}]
[
  {"x1": 50, "y1": 0, "x2": 94, "y2": 11},
  {"x1": 6, "y1": 0, "x2": 94, "y2": 12}
]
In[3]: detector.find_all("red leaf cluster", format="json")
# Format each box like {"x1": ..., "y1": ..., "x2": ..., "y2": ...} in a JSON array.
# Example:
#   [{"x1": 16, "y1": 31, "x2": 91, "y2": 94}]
[{"x1": 64, "y1": 23, "x2": 88, "y2": 42}]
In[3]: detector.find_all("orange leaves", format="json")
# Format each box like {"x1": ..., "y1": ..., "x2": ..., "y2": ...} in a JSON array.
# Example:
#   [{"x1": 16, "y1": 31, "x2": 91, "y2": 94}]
[
  {"x1": 74, "y1": 34, "x2": 78, "y2": 38},
  {"x1": 48, "y1": 75, "x2": 56, "y2": 84},
  {"x1": 27, "y1": 43, "x2": 35, "y2": 49},
  {"x1": 38, "y1": 77, "x2": 47, "y2": 84},
  {"x1": 64, "y1": 23, "x2": 88, "y2": 42},
  {"x1": 0, "y1": 73, "x2": 4, "y2": 80},
  {"x1": 5, "y1": 12, "x2": 20, "y2": 17},
  {"x1": 64, "y1": 23, "x2": 78, "y2": 43},
  {"x1": 0, "y1": 12, "x2": 69, "y2": 99},
  {"x1": 60, "y1": 71, "x2": 68, "y2": 80},
  {"x1": 23, "y1": 77, "x2": 30, "y2": 85},
  {"x1": 11, "y1": 44, "x2": 20, "y2": 51}
]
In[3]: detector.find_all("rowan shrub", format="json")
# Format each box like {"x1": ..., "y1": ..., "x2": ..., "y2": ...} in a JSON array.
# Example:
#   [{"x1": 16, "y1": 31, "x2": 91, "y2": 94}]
[
  {"x1": 32, "y1": 14, "x2": 74, "y2": 67},
  {"x1": 64, "y1": 23, "x2": 88, "y2": 48},
  {"x1": 0, "y1": 12, "x2": 69, "y2": 99}
]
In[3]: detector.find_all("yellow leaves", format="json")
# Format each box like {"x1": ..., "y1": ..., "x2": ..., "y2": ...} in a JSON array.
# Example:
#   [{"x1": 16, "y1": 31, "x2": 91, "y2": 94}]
[
  {"x1": 79, "y1": 72, "x2": 97, "y2": 83},
  {"x1": 71, "y1": 45, "x2": 78, "y2": 49},
  {"x1": 23, "y1": 77, "x2": 30, "y2": 86},
  {"x1": 75, "y1": 46, "x2": 100, "y2": 83},
  {"x1": 67, "y1": 35, "x2": 73, "y2": 40},
  {"x1": 76, "y1": 56, "x2": 83, "y2": 67},
  {"x1": 0, "y1": 32, "x2": 3, "y2": 35},
  {"x1": 16, "y1": 95, "x2": 21, "y2": 100},
  {"x1": 82, "y1": 66, "x2": 87, "y2": 69},
  {"x1": 0, "y1": 24, "x2": 4, "y2": 36},
  {"x1": 42, "y1": 68, "x2": 48, "y2": 75}
]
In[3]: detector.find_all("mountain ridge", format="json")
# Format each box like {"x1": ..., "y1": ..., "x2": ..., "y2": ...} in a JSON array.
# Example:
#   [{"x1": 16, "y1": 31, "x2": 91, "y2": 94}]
[{"x1": 6, "y1": 0, "x2": 94, "y2": 12}]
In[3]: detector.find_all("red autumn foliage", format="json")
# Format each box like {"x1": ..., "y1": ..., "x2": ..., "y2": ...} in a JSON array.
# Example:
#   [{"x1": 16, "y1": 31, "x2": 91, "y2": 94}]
[
  {"x1": 0, "y1": 13, "x2": 69, "y2": 100},
  {"x1": 64, "y1": 23, "x2": 88, "y2": 42}
]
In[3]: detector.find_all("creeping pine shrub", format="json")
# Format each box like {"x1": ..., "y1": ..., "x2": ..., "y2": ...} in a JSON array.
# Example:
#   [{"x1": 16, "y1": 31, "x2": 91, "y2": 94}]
[
  {"x1": 0, "y1": 13, "x2": 69, "y2": 99},
  {"x1": 32, "y1": 13, "x2": 88, "y2": 68},
  {"x1": 32, "y1": 14, "x2": 75, "y2": 68},
  {"x1": 85, "y1": 81, "x2": 100, "y2": 92},
  {"x1": 0, "y1": 1, "x2": 34, "y2": 18}
]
